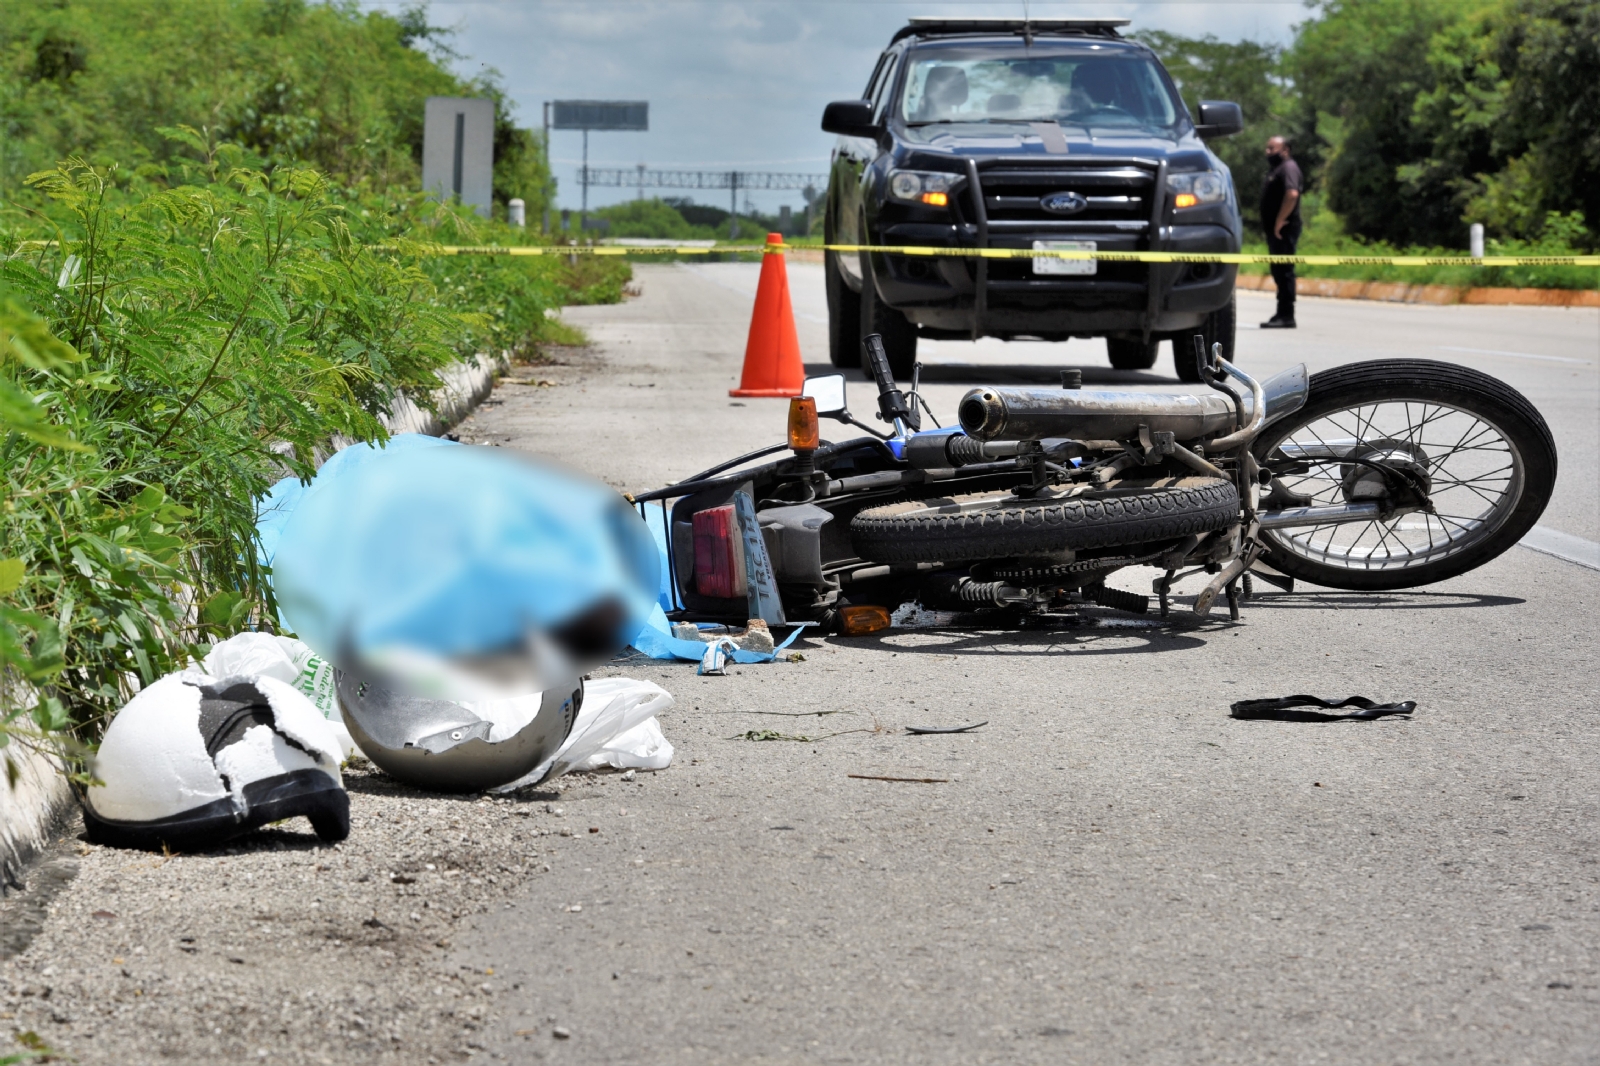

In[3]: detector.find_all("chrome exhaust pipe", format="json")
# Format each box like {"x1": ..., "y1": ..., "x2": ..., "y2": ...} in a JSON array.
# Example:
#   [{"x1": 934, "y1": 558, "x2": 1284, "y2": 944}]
[{"x1": 1258, "y1": 502, "x2": 1386, "y2": 530}]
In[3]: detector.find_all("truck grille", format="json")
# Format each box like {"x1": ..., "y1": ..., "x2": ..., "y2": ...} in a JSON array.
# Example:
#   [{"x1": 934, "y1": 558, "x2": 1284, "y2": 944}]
[{"x1": 975, "y1": 165, "x2": 1156, "y2": 235}]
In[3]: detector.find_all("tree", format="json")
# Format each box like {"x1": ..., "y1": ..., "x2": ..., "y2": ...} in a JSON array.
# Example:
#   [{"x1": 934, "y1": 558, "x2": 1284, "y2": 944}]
[
  {"x1": 0, "y1": 0, "x2": 550, "y2": 211},
  {"x1": 1135, "y1": 31, "x2": 1283, "y2": 229},
  {"x1": 1470, "y1": 0, "x2": 1600, "y2": 242},
  {"x1": 1284, "y1": 0, "x2": 1469, "y2": 246}
]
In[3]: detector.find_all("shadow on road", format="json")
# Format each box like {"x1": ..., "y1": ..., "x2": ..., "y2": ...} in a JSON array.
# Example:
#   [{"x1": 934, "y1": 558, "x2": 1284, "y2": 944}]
[
  {"x1": 831, "y1": 623, "x2": 1210, "y2": 658},
  {"x1": 1242, "y1": 590, "x2": 1525, "y2": 611},
  {"x1": 801, "y1": 360, "x2": 1179, "y2": 387}
]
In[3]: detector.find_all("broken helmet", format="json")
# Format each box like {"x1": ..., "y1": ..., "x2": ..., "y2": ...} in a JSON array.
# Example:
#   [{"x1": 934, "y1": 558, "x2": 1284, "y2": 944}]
[
  {"x1": 83, "y1": 672, "x2": 349, "y2": 851},
  {"x1": 334, "y1": 672, "x2": 582, "y2": 793}
]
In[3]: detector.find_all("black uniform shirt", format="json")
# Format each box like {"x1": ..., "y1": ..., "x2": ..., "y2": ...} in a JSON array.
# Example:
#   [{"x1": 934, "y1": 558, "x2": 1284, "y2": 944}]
[{"x1": 1260, "y1": 157, "x2": 1303, "y2": 230}]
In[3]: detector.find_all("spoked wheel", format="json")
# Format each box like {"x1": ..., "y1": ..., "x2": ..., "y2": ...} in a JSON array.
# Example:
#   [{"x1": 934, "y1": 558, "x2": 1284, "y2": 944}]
[{"x1": 1252, "y1": 359, "x2": 1557, "y2": 590}]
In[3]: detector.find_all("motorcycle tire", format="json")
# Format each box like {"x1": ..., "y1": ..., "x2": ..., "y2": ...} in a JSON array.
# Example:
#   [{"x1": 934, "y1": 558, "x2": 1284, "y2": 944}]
[
  {"x1": 858, "y1": 253, "x2": 918, "y2": 379},
  {"x1": 1107, "y1": 336, "x2": 1160, "y2": 370},
  {"x1": 1252, "y1": 359, "x2": 1557, "y2": 591},
  {"x1": 825, "y1": 249, "x2": 862, "y2": 370},
  {"x1": 850, "y1": 477, "x2": 1240, "y2": 565},
  {"x1": 1176, "y1": 292, "x2": 1236, "y2": 383}
]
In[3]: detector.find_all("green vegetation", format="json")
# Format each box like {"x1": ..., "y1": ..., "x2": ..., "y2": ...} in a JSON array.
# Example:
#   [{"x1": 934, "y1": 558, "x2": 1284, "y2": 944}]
[
  {"x1": 0, "y1": 139, "x2": 627, "y2": 776},
  {"x1": 1141, "y1": 0, "x2": 1599, "y2": 285},
  {"x1": 0, "y1": 0, "x2": 553, "y2": 220},
  {"x1": 1239, "y1": 197, "x2": 1594, "y2": 290},
  {"x1": 0, "y1": 2, "x2": 640, "y2": 770}
]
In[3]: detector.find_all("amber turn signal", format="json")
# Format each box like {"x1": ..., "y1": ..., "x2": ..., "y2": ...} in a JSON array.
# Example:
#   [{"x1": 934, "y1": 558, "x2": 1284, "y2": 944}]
[
  {"x1": 787, "y1": 396, "x2": 819, "y2": 452},
  {"x1": 838, "y1": 604, "x2": 891, "y2": 636},
  {"x1": 920, "y1": 191, "x2": 949, "y2": 207},
  {"x1": 1174, "y1": 192, "x2": 1198, "y2": 209}
]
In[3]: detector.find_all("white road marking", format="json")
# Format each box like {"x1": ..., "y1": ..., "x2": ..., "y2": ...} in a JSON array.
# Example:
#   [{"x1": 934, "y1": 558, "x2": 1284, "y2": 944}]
[
  {"x1": 1438, "y1": 345, "x2": 1592, "y2": 365},
  {"x1": 1519, "y1": 525, "x2": 1600, "y2": 571}
]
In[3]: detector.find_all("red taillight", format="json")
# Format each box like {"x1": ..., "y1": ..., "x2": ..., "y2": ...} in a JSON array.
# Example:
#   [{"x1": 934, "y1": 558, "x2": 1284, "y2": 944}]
[{"x1": 693, "y1": 505, "x2": 747, "y2": 599}]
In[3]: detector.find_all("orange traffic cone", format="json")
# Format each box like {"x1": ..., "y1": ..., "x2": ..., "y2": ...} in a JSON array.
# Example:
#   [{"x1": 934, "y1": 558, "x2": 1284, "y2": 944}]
[{"x1": 730, "y1": 233, "x2": 804, "y2": 398}]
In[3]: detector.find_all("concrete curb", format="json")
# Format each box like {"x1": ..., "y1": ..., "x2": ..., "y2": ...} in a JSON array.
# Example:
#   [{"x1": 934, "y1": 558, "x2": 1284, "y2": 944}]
[
  {"x1": 0, "y1": 352, "x2": 507, "y2": 890},
  {"x1": 1237, "y1": 272, "x2": 1600, "y2": 308},
  {"x1": 0, "y1": 744, "x2": 71, "y2": 897},
  {"x1": 381, "y1": 352, "x2": 508, "y2": 436}
]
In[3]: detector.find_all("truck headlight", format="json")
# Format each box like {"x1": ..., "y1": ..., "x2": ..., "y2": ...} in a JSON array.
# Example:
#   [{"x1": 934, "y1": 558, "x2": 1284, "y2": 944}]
[
  {"x1": 1167, "y1": 170, "x2": 1227, "y2": 209},
  {"x1": 888, "y1": 170, "x2": 960, "y2": 207}
]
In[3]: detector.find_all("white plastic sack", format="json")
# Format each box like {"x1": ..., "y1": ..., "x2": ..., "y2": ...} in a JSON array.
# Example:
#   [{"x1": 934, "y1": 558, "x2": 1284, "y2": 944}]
[
  {"x1": 201, "y1": 632, "x2": 355, "y2": 759},
  {"x1": 493, "y1": 677, "x2": 674, "y2": 791}
]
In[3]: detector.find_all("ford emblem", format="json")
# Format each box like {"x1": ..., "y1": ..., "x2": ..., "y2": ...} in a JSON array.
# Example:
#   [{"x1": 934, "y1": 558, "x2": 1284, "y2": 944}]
[{"x1": 1040, "y1": 191, "x2": 1088, "y2": 215}]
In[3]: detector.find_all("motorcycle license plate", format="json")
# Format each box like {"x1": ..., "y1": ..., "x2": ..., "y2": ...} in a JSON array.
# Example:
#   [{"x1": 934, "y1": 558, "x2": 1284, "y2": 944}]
[{"x1": 1032, "y1": 240, "x2": 1097, "y2": 276}]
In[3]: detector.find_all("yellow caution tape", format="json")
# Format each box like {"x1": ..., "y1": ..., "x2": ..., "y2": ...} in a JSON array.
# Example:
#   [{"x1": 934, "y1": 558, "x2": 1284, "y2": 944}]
[
  {"x1": 15, "y1": 236, "x2": 1590, "y2": 268},
  {"x1": 410, "y1": 242, "x2": 1600, "y2": 268}
]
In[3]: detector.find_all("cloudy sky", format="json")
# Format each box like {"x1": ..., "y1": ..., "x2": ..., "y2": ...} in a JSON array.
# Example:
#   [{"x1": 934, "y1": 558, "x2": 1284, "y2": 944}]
[{"x1": 361, "y1": 1, "x2": 1309, "y2": 216}]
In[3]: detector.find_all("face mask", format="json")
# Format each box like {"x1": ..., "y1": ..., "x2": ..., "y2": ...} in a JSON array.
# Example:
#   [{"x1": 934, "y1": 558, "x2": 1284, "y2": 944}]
[{"x1": 1266, "y1": 151, "x2": 1283, "y2": 165}]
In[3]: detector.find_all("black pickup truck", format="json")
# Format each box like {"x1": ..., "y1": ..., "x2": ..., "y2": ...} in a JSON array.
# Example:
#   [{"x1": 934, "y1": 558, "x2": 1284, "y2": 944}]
[{"x1": 822, "y1": 18, "x2": 1244, "y2": 382}]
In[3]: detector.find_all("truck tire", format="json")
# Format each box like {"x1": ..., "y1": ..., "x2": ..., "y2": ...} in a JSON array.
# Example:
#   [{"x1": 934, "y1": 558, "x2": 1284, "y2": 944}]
[
  {"x1": 858, "y1": 255, "x2": 918, "y2": 379},
  {"x1": 850, "y1": 477, "x2": 1240, "y2": 564},
  {"x1": 1106, "y1": 336, "x2": 1159, "y2": 370},
  {"x1": 825, "y1": 250, "x2": 862, "y2": 370},
  {"x1": 1176, "y1": 292, "x2": 1236, "y2": 383}
]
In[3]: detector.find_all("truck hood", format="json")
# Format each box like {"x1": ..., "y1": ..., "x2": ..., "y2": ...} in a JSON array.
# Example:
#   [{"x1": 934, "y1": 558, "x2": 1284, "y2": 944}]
[{"x1": 896, "y1": 121, "x2": 1208, "y2": 167}]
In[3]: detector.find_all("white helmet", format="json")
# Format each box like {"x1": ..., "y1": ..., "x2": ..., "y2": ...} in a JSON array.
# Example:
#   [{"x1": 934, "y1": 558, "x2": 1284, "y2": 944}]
[{"x1": 84, "y1": 672, "x2": 348, "y2": 851}]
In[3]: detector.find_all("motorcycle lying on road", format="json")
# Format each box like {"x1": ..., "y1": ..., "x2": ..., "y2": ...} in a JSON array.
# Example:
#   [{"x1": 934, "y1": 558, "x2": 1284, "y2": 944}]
[{"x1": 633, "y1": 335, "x2": 1556, "y2": 632}]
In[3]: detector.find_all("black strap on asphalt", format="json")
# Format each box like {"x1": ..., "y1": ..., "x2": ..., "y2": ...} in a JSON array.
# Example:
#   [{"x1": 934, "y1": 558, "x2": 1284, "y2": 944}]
[{"x1": 1229, "y1": 696, "x2": 1417, "y2": 722}]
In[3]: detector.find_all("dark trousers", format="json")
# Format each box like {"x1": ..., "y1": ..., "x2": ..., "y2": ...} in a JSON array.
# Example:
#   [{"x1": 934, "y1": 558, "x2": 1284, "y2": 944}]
[{"x1": 1265, "y1": 219, "x2": 1301, "y2": 320}]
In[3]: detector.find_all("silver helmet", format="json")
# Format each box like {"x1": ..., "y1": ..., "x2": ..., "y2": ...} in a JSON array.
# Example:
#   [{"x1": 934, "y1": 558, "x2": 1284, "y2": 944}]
[{"x1": 336, "y1": 671, "x2": 582, "y2": 793}]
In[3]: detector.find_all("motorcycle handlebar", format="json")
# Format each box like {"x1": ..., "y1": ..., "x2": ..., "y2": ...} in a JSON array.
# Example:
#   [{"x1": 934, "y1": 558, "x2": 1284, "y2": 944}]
[{"x1": 862, "y1": 334, "x2": 914, "y2": 431}]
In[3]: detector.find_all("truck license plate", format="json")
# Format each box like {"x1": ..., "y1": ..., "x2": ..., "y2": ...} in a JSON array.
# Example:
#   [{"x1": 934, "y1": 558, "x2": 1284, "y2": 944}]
[{"x1": 1032, "y1": 240, "x2": 1097, "y2": 276}]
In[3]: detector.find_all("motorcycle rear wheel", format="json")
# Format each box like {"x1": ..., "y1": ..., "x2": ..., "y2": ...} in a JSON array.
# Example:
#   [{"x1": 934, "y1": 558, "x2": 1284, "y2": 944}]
[
  {"x1": 850, "y1": 477, "x2": 1239, "y2": 564},
  {"x1": 1252, "y1": 359, "x2": 1557, "y2": 590}
]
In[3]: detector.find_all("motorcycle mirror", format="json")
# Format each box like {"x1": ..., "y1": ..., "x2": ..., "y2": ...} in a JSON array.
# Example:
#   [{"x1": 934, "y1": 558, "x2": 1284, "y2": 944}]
[{"x1": 802, "y1": 374, "x2": 849, "y2": 418}]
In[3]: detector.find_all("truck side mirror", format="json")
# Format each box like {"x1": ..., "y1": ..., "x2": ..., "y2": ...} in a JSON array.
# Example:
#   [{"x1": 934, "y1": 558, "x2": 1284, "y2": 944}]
[
  {"x1": 822, "y1": 100, "x2": 879, "y2": 138},
  {"x1": 1195, "y1": 101, "x2": 1244, "y2": 139}
]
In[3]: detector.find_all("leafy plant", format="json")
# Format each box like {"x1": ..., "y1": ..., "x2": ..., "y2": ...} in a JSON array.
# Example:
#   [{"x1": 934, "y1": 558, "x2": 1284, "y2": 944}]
[{"x1": 1, "y1": 142, "x2": 626, "y2": 777}]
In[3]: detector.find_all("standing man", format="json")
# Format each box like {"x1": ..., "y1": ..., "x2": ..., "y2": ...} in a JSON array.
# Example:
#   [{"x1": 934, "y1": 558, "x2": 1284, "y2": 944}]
[{"x1": 1259, "y1": 135, "x2": 1302, "y2": 329}]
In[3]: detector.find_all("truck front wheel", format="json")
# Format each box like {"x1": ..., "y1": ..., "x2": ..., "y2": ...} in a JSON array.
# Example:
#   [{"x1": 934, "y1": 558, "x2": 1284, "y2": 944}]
[
  {"x1": 858, "y1": 257, "x2": 918, "y2": 379},
  {"x1": 1106, "y1": 336, "x2": 1159, "y2": 370},
  {"x1": 1176, "y1": 292, "x2": 1236, "y2": 383},
  {"x1": 825, "y1": 250, "x2": 862, "y2": 370}
]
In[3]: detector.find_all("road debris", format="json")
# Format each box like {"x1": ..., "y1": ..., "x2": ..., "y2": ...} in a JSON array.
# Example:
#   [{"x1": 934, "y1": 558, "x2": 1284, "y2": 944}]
[
  {"x1": 905, "y1": 721, "x2": 988, "y2": 735},
  {"x1": 846, "y1": 774, "x2": 951, "y2": 784},
  {"x1": 1230, "y1": 696, "x2": 1417, "y2": 722}
]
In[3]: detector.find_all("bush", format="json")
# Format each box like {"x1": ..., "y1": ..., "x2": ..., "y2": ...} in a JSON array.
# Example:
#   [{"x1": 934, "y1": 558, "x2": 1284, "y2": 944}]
[{"x1": 1241, "y1": 199, "x2": 1596, "y2": 290}]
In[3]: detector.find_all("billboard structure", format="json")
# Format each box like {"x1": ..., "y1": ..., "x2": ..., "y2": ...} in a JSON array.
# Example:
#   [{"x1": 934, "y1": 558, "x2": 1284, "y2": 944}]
[
  {"x1": 577, "y1": 168, "x2": 823, "y2": 240},
  {"x1": 544, "y1": 100, "x2": 648, "y2": 233},
  {"x1": 422, "y1": 97, "x2": 494, "y2": 218}
]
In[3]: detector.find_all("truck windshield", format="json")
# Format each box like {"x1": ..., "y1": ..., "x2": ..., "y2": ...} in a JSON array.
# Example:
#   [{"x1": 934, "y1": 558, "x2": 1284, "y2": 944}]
[{"x1": 901, "y1": 50, "x2": 1183, "y2": 131}]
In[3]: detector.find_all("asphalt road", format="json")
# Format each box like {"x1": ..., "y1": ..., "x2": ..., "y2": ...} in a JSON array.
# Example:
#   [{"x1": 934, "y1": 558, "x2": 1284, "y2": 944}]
[
  {"x1": 2, "y1": 264, "x2": 1594, "y2": 1066},
  {"x1": 450, "y1": 264, "x2": 1600, "y2": 1064}
]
